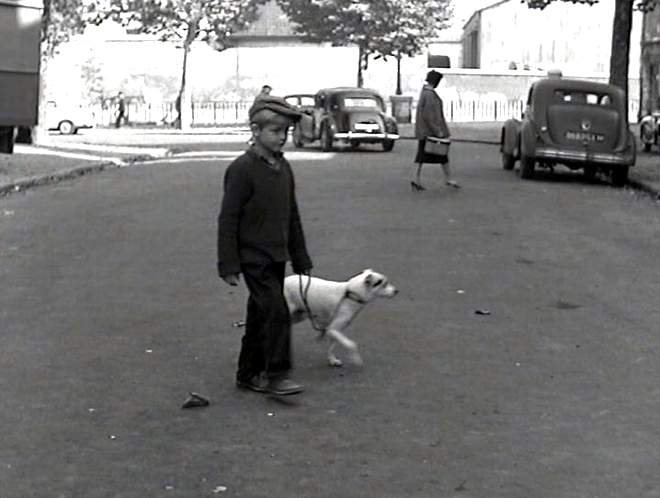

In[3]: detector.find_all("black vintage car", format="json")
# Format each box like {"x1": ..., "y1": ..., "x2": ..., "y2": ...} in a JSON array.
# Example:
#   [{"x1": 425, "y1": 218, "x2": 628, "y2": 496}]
[
  {"x1": 284, "y1": 87, "x2": 399, "y2": 152},
  {"x1": 500, "y1": 77, "x2": 636, "y2": 186}
]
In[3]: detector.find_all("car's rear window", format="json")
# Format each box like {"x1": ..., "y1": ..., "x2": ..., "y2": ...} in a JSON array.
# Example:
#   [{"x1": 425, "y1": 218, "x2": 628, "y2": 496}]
[
  {"x1": 342, "y1": 96, "x2": 381, "y2": 109},
  {"x1": 554, "y1": 90, "x2": 612, "y2": 106}
]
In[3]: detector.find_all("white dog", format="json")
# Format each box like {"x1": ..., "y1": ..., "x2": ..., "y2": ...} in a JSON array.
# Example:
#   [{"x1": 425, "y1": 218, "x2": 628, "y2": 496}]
[{"x1": 283, "y1": 269, "x2": 398, "y2": 367}]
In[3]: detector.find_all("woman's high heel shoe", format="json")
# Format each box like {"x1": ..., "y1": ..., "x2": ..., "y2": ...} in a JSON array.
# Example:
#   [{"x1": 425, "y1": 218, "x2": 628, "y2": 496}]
[{"x1": 410, "y1": 181, "x2": 425, "y2": 191}]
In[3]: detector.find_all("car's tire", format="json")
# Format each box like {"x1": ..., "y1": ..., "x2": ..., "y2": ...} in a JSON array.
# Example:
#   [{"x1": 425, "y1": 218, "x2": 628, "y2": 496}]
[
  {"x1": 58, "y1": 120, "x2": 75, "y2": 135},
  {"x1": 381, "y1": 139, "x2": 395, "y2": 152},
  {"x1": 502, "y1": 151, "x2": 515, "y2": 170},
  {"x1": 583, "y1": 165, "x2": 597, "y2": 181},
  {"x1": 611, "y1": 166, "x2": 629, "y2": 187},
  {"x1": 0, "y1": 126, "x2": 15, "y2": 153},
  {"x1": 293, "y1": 126, "x2": 304, "y2": 148},
  {"x1": 320, "y1": 124, "x2": 333, "y2": 152},
  {"x1": 642, "y1": 142, "x2": 651, "y2": 153},
  {"x1": 519, "y1": 154, "x2": 535, "y2": 179},
  {"x1": 349, "y1": 140, "x2": 360, "y2": 150}
]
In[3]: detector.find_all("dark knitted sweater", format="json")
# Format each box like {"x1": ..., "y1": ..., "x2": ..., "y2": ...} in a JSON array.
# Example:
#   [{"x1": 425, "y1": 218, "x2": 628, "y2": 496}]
[{"x1": 217, "y1": 148, "x2": 312, "y2": 277}]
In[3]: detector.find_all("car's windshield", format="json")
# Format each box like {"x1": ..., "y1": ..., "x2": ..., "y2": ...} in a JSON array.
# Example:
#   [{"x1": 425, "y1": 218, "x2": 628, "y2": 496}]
[
  {"x1": 554, "y1": 90, "x2": 613, "y2": 106},
  {"x1": 341, "y1": 96, "x2": 382, "y2": 110}
]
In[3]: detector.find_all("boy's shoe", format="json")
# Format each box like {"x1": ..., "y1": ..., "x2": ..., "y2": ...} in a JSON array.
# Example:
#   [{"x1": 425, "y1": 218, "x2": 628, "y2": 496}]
[
  {"x1": 266, "y1": 377, "x2": 304, "y2": 396},
  {"x1": 446, "y1": 180, "x2": 461, "y2": 189},
  {"x1": 236, "y1": 374, "x2": 267, "y2": 393}
]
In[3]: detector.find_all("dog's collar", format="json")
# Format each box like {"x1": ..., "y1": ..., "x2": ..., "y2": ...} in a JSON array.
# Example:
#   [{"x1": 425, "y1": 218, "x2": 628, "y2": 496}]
[{"x1": 344, "y1": 290, "x2": 367, "y2": 305}]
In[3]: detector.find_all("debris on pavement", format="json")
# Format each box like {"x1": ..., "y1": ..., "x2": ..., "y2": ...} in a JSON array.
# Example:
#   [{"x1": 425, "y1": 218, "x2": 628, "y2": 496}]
[
  {"x1": 145, "y1": 349, "x2": 153, "y2": 353},
  {"x1": 474, "y1": 309, "x2": 491, "y2": 316},
  {"x1": 553, "y1": 300, "x2": 581, "y2": 310},
  {"x1": 456, "y1": 289, "x2": 465, "y2": 294},
  {"x1": 232, "y1": 320, "x2": 246, "y2": 328},
  {"x1": 455, "y1": 480, "x2": 467, "y2": 492},
  {"x1": 213, "y1": 485, "x2": 228, "y2": 493},
  {"x1": 181, "y1": 392, "x2": 210, "y2": 409}
]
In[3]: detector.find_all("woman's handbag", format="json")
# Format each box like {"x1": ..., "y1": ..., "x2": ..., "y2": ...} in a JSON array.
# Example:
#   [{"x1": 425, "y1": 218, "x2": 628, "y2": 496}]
[{"x1": 424, "y1": 136, "x2": 450, "y2": 156}]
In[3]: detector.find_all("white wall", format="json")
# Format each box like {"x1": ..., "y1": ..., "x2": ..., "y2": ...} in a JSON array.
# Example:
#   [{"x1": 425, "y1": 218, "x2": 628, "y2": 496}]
[{"x1": 479, "y1": 0, "x2": 642, "y2": 75}]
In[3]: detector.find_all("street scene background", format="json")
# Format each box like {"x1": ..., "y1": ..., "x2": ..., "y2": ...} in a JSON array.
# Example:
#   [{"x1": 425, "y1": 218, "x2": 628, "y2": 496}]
[{"x1": 3, "y1": 0, "x2": 660, "y2": 497}]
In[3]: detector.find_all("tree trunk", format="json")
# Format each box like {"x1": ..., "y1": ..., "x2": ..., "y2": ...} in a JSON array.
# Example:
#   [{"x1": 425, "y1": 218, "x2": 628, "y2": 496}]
[
  {"x1": 609, "y1": 0, "x2": 634, "y2": 121},
  {"x1": 357, "y1": 45, "x2": 364, "y2": 88},
  {"x1": 32, "y1": 55, "x2": 50, "y2": 145},
  {"x1": 178, "y1": 42, "x2": 192, "y2": 130},
  {"x1": 396, "y1": 51, "x2": 402, "y2": 95}
]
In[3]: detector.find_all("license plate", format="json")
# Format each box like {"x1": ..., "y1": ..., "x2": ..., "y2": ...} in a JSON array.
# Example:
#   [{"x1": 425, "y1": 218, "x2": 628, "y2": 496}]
[
  {"x1": 354, "y1": 123, "x2": 379, "y2": 132},
  {"x1": 565, "y1": 130, "x2": 605, "y2": 142}
]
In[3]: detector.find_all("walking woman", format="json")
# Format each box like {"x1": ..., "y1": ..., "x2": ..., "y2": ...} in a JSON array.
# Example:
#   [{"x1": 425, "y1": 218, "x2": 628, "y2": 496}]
[{"x1": 410, "y1": 70, "x2": 460, "y2": 191}]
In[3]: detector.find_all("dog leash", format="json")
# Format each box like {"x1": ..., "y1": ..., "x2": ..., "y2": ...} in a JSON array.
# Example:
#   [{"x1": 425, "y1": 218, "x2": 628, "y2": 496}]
[
  {"x1": 298, "y1": 273, "x2": 368, "y2": 339},
  {"x1": 298, "y1": 273, "x2": 327, "y2": 337}
]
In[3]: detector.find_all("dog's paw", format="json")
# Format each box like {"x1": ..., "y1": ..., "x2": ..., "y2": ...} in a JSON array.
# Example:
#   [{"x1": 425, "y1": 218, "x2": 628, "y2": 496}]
[
  {"x1": 348, "y1": 351, "x2": 363, "y2": 367},
  {"x1": 328, "y1": 356, "x2": 343, "y2": 367}
]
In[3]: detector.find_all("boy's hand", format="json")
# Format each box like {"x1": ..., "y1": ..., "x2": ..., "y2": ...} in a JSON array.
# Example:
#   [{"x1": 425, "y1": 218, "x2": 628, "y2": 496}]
[{"x1": 222, "y1": 274, "x2": 240, "y2": 286}]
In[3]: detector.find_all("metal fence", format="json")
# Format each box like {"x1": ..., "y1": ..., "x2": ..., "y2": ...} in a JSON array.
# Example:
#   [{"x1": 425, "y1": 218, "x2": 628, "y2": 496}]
[{"x1": 91, "y1": 98, "x2": 641, "y2": 127}]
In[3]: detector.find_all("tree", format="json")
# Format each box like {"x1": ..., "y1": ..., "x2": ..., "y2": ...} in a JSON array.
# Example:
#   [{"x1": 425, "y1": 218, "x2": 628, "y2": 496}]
[
  {"x1": 374, "y1": 1, "x2": 451, "y2": 95},
  {"x1": 526, "y1": 0, "x2": 659, "y2": 120},
  {"x1": 33, "y1": 0, "x2": 98, "y2": 143},
  {"x1": 277, "y1": 0, "x2": 450, "y2": 89},
  {"x1": 100, "y1": 0, "x2": 266, "y2": 129}
]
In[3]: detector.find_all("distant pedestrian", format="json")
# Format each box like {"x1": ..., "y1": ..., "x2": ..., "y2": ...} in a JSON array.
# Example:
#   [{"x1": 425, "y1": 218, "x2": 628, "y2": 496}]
[
  {"x1": 410, "y1": 70, "x2": 460, "y2": 191},
  {"x1": 217, "y1": 95, "x2": 313, "y2": 397},
  {"x1": 253, "y1": 85, "x2": 272, "y2": 103},
  {"x1": 115, "y1": 92, "x2": 126, "y2": 128}
]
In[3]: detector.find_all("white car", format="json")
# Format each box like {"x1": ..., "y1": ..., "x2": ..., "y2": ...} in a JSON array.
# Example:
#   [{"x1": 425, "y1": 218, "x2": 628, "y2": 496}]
[{"x1": 45, "y1": 101, "x2": 95, "y2": 134}]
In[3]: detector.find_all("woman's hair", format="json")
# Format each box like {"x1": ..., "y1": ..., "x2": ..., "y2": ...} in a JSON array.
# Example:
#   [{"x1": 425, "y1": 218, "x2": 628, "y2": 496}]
[{"x1": 425, "y1": 70, "x2": 443, "y2": 86}]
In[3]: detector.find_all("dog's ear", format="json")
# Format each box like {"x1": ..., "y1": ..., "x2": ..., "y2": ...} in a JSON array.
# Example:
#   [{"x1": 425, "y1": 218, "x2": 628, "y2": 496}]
[{"x1": 364, "y1": 273, "x2": 374, "y2": 286}]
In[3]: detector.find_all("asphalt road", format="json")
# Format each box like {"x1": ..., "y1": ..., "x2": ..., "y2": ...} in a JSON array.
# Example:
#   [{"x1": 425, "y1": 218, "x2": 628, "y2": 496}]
[{"x1": 1, "y1": 139, "x2": 660, "y2": 498}]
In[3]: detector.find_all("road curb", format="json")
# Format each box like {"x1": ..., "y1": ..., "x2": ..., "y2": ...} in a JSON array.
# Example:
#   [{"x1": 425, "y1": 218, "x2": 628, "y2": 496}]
[
  {"x1": 0, "y1": 157, "x2": 147, "y2": 198},
  {"x1": 628, "y1": 178, "x2": 660, "y2": 199}
]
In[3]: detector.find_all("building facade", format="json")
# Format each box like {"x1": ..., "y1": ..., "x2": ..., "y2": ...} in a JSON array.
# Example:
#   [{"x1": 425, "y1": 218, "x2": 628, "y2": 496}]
[
  {"x1": 640, "y1": 8, "x2": 660, "y2": 115},
  {"x1": 461, "y1": 0, "x2": 642, "y2": 76}
]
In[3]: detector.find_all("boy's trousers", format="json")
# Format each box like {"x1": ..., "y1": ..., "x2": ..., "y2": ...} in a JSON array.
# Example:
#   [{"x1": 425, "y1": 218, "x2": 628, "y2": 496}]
[{"x1": 237, "y1": 261, "x2": 292, "y2": 381}]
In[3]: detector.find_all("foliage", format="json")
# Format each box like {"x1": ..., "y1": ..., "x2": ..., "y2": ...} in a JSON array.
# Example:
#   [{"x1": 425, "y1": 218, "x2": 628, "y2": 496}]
[
  {"x1": 525, "y1": 0, "x2": 657, "y2": 9},
  {"x1": 97, "y1": 0, "x2": 266, "y2": 49},
  {"x1": 41, "y1": 0, "x2": 99, "y2": 59},
  {"x1": 276, "y1": 0, "x2": 451, "y2": 85}
]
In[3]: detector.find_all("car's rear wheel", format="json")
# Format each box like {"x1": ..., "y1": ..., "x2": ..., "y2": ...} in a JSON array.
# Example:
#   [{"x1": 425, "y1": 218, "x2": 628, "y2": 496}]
[
  {"x1": 349, "y1": 140, "x2": 360, "y2": 150},
  {"x1": 583, "y1": 165, "x2": 597, "y2": 181},
  {"x1": 501, "y1": 151, "x2": 515, "y2": 170},
  {"x1": 642, "y1": 142, "x2": 652, "y2": 153},
  {"x1": 320, "y1": 125, "x2": 333, "y2": 152},
  {"x1": 519, "y1": 154, "x2": 535, "y2": 179},
  {"x1": 58, "y1": 120, "x2": 75, "y2": 135},
  {"x1": 381, "y1": 139, "x2": 395, "y2": 152},
  {"x1": 611, "y1": 166, "x2": 629, "y2": 187}
]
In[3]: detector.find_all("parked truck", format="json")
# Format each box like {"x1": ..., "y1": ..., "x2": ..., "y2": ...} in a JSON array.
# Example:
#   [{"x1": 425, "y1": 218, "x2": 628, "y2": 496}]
[{"x1": 0, "y1": 0, "x2": 42, "y2": 153}]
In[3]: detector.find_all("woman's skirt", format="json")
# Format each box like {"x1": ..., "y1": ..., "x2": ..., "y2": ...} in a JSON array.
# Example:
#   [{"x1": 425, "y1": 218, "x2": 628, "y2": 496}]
[{"x1": 415, "y1": 139, "x2": 448, "y2": 164}]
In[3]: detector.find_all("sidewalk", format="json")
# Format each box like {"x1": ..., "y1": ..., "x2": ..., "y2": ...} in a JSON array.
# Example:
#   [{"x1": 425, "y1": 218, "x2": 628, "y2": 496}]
[{"x1": 1, "y1": 123, "x2": 659, "y2": 197}]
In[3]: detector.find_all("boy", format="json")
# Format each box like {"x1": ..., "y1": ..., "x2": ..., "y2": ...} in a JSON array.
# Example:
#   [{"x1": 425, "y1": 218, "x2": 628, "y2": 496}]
[{"x1": 217, "y1": 96, "x2": 313, "y2": 396}]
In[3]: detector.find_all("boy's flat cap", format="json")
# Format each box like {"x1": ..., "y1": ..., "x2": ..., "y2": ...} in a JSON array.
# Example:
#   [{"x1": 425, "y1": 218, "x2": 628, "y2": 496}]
[{"x1": 249, "y1": 96, "x2": 303, "y2": 122}]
